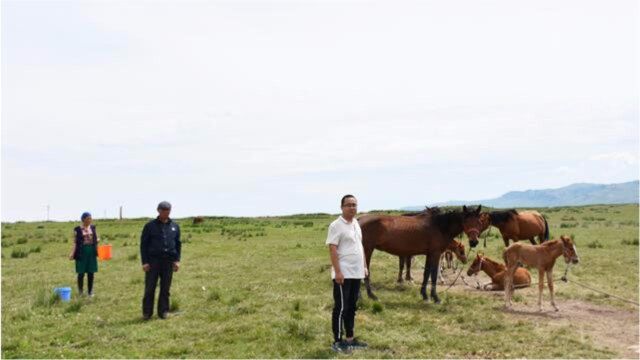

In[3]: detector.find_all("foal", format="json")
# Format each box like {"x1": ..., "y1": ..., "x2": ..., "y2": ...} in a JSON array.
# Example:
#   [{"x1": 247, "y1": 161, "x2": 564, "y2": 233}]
[
  {"x1": 397, "y1": 239, "x2": 467, "y2": 283},
  {"x1": 503, "y1": 235, "x2": 579, "y2": 311},
  {"x1": 466, "y1": 254, "x2": 531, "y2": 291}
]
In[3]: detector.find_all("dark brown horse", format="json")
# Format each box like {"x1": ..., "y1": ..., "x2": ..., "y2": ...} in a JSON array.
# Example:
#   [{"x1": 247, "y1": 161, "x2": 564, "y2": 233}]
[
  {"x1": 479, "y1": 209, "x2": 549, "y2": 247},
  {"x1": 358, "y1": 205, "x2": 482, "y2": 303}
]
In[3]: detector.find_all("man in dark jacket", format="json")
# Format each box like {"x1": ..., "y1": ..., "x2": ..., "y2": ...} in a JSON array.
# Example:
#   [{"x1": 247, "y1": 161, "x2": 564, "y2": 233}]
[{"x1": 140, "y1": 201, "x2": 181, "y2": 320}]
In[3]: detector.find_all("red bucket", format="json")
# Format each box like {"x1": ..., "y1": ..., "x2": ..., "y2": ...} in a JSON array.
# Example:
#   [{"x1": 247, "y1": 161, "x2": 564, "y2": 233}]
[{"x1": 98, "y1": 244, "x2": 112, "y2": 260}]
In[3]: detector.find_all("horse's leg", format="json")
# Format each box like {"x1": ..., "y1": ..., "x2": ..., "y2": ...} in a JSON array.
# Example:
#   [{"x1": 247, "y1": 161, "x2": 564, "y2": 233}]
[
  {"x1": 420, "y1": 254, "x2": 431, "y2": 301},
  {"x1": 429, "y1": 254, "x2": 441, "y2": 304},
  {"x1": 529, "y1": 238, "x2": 536, "y2": 245},
  {"x1": 504, "y1": 264, "x2": 516, "y2": 308},
  {"x1": 503, "y1": 236, "x2": 509, "y2": 247},
  {"x1": 547, "y1": 269, "x2": 558, "y2": 311},
  {"x1": 537, "y1": 268, "x2": 545, "y2": 312},
  {"x1": 364, "y1": 247, "x2": 378, "y2": 300},
  {"x1": 397, "y1": 257, "x2": 405, "y2": 283},
  {"x1": 406, "y1": 256, "x2": 414, "y2": 281}
]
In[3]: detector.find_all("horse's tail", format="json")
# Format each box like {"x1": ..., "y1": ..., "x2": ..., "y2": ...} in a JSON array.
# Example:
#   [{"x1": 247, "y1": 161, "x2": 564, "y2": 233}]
[{"x1": 543, "y1": 215, "x2": 549, "y2": 241}]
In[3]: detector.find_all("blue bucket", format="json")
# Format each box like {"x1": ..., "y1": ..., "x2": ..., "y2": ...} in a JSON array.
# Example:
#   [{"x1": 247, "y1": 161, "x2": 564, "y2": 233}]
[{"x1": 54, "y1": 287, "x2": 72, "y2": 302}]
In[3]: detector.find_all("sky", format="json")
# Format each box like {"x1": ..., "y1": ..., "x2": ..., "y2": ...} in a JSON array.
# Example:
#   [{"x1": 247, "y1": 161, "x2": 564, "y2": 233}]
[{"x1": 1, "y1": 0, "x2": 638, "y2": 222}]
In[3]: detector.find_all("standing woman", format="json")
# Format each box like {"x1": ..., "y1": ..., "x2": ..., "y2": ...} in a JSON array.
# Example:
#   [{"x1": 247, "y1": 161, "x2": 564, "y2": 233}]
[{"x1": 68, "y1": 212, "x2": 99, "y2": 297}]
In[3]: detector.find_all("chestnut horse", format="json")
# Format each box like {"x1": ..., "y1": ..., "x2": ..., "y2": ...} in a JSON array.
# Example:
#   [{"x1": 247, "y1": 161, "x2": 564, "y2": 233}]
[
  {"x1": 479, "y1": 209, "x2": 549, "y2": 247},
  {"x1": 503, "y1": 235, "x2": 579, "y2": 311},
  {"x1": 466, "y1": 254, "x2": 531, "y2": 290},
  {"x1": 397, "y1": 239, "x2": 467, "y2": 283},
  {"x1": 358, "y1": 205, "x2": 482, "y2": 303}
]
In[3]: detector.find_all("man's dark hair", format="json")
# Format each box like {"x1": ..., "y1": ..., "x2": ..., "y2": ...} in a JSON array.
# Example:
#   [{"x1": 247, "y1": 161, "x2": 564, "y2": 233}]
[{"x1": 341, "y1": 194, "x2": 356, "y2": 207}]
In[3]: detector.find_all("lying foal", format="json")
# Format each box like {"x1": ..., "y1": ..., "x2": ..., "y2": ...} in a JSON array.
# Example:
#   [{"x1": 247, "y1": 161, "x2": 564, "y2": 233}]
[{"x1": 466, "y1": 254, "x2": 531, "y2": 290}]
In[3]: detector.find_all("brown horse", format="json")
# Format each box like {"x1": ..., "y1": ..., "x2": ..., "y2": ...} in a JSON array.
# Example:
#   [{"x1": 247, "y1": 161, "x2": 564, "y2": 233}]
[
  {"x1": 466, "y1": 254, "x2": 531, "y2": 290},
  {"x1": 479, "y1": 209, "x2": 549, "y2": 247},
  {"x1": 397, "y1": 239, "x2": 467, "y2": 283},
  {"x1": 359, "y1": 205, "x2": 482, "y2": 303},
  {"x1": 503, "y1": 235, "x2": 579, "y2": 311}
]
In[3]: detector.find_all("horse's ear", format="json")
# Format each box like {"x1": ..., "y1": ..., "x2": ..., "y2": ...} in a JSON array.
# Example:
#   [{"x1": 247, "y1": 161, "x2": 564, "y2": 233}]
[
  {"x1": 463, "y1": 205, "x2": 468, "y2": 212},
  {"x1": 476, "y1": 205, "x2": 482, "y2": 214}
]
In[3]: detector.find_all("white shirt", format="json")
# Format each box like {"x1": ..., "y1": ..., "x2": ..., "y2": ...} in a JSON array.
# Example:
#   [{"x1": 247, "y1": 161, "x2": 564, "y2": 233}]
[{"x1": 326, "y1": 216, "x2": 365, "y2": 279}]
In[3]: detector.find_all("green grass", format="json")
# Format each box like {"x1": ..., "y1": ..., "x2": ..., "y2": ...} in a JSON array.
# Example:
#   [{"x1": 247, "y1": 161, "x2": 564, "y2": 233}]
[{"x1": 1, "y1": 205, "x2": 638, "y2": 358}]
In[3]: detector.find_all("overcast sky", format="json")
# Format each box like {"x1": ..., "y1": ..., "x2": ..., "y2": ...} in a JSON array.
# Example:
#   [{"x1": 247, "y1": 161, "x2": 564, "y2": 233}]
[{"x1": 2, "y1": 0, "x2": 638, "y2": 222}]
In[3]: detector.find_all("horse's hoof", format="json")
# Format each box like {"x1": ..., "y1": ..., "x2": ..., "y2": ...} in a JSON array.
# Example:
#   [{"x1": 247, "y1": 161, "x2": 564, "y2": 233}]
[{"x1": 433, "y1": 298, "x2": 441, "y2": 305}]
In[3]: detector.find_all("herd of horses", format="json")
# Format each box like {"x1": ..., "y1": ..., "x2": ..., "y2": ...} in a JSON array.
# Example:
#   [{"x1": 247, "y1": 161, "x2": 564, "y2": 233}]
[{"x1": 357, "y1": 206, "x2": 580, "y2": 310}]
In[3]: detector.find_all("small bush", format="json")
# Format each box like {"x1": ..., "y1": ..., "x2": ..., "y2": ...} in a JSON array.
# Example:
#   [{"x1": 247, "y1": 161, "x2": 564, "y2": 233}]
[
  {"x1": 11, "y1": 248, "x2": 29, "y2": 258},
  {"x1": 621, "y1": 238, "x2": 639, "y2": 246},
  {"x1": 65, "y1": 301, "x2": 83, "y2": 313},
  {"x1": 29, "y1": 246, "x2": 41, "y2": 253},
  {"x1": 587, "y1": 240, "x2": 603, "y2": 249},
  {"x1": 33, "y1": 289, "x2": 60, "y2": 308},
  {"x1": 16, "y1": 238, "x2": 28, "y2": 244},
  {"x1": 207, "y1": 290, "x2": 221, "y2": 302},
  {"x1": 127, "y1": 253, "x2": 138, "y2": 261},
  {"x1": 170, "y1": 298, "x2": 180, "y2": 312},
  {"x1": 371, "y1": 302, "x2": 384, "y2": 314}
]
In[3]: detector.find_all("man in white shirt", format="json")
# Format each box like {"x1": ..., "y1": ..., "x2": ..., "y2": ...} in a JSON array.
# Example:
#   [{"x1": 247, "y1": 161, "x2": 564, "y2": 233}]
[{"x1": 326, "y1": 194, "x2": 368, "y2": 352}]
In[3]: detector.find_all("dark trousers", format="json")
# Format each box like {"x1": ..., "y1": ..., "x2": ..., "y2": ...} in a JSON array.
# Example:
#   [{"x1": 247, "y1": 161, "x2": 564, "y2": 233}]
[
  {"x1": 332, "y1": 279, "x2": 361, "y2": 342},
  {"x1": 142, "y1": 259, "x2": 174, "y2": 317},
  {"x1": 77, "y1": 273, "x2": 94, "y2": 294}
]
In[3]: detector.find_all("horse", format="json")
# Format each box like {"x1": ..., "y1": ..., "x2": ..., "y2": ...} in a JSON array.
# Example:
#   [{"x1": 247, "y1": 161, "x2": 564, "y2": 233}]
[
  {"x1": 397, "y1": 207, "x2": 442, "y2": 283},
  {"x1": 192, "y1": 216, "x2": 205, "y2": 225},
  {"x1": 479, "y1": 209, "x2": 549, "y2": 247},
  {"x1": 503, "y1": 235, "x2": 579, "y2": 311},
  {"x1": 397, "y1": 238, "x2": 467, "y2": 283},
  {"x1": 358, "y1": 205, "x2": 482, "y2": 303},
  {"x1": 466, "y1": 254, "x2": 531, "y2": 291}
]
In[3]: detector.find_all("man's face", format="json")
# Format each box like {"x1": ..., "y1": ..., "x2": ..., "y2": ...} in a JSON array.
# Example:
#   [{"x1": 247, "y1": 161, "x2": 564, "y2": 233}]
[
  {"x1": 158, "y1": 208, "x2": 171, "y2": 219},
  {"x1": 341, "y1": 197, "x2": 357, "y2": 219}
]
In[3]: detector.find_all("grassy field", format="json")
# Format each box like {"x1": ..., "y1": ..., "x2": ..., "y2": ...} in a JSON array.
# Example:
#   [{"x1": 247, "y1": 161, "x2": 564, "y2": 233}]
[{"x1": 1, "y1": 204, "x2": 638, "y2": 358}]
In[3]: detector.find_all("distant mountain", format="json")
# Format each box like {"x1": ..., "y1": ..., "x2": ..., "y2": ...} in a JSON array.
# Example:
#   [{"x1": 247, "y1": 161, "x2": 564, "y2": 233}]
[{"x1": 402, "y1": 180, "x2": 639, "y2": 210}]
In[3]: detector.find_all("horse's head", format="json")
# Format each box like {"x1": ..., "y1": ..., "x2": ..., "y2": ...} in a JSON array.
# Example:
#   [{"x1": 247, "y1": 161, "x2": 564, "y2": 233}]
[
  {"x1": 462, "y1": 205, "x2": 483, "y2": 248},
  {"x1": 467, "y1": 254, "x2": 483, "y2": 276},
  {"x1": 560, "y1": 235, "x2": 579, "y2": 264},
  {"x1": 448, "y1": 239, "x2": 467, "y2": 264},
  {"x1": 478, "y1": 212, "x2": 492, "y2": 232}
]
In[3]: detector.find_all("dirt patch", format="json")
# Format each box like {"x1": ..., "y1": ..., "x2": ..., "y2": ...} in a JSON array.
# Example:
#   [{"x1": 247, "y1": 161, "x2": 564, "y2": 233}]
[{"x1": 431, "y1": 270, "x2": 640, "y2": 358}]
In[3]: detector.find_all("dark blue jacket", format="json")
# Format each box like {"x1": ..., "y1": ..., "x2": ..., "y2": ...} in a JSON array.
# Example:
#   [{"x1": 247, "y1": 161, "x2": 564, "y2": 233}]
[
  {"x1": 140, "y1": 218, "x2": 181, "y2": 264},
  {"x1": 73, "y1": 225, "x2": 98, "y2": 260}
]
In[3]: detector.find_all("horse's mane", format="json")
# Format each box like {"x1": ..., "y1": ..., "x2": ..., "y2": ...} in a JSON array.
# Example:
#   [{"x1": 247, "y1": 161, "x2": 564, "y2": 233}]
[
  {"x1": 430, "y1": 209, "x2": 464, "y2": 233},
  {"x1": 402, "y1": 207, "x2": 442, "y2": 217},
  {"x1": 540, "y1": 239, "x2": 561, "y2": 247},
  {"x1": 481, "y1": 255, "x2": 505, "y2": 269},
  {"x1": 489, "y1": 209, "x2": 518, "y2": 225}
]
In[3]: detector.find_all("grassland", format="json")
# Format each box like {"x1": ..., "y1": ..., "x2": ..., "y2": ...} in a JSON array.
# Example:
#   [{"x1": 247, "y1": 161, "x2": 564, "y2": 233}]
[{"x1": 1, "y1": 204, "x2": 638, "y2": 358}]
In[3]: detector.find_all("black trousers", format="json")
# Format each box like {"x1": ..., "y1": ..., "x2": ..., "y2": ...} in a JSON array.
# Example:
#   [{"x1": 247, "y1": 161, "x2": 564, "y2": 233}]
[
  {"x1": 332, "y1": 279, "x2": 361, "y2": 342},
  {"x1": 142, "y1": 258, "x2": 174, "y2": 317}
]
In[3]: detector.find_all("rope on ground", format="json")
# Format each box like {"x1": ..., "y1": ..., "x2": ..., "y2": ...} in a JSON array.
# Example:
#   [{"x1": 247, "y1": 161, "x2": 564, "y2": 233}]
[
  {"x1": 441, "y1": 248, "x2": 475, "y2": 293},
  {"x1": 515, "y1": 264, "x2": 639, "y2": 306},
  {"x1": 563, "y1": 278, "x2": 639, "y2": 306}
]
